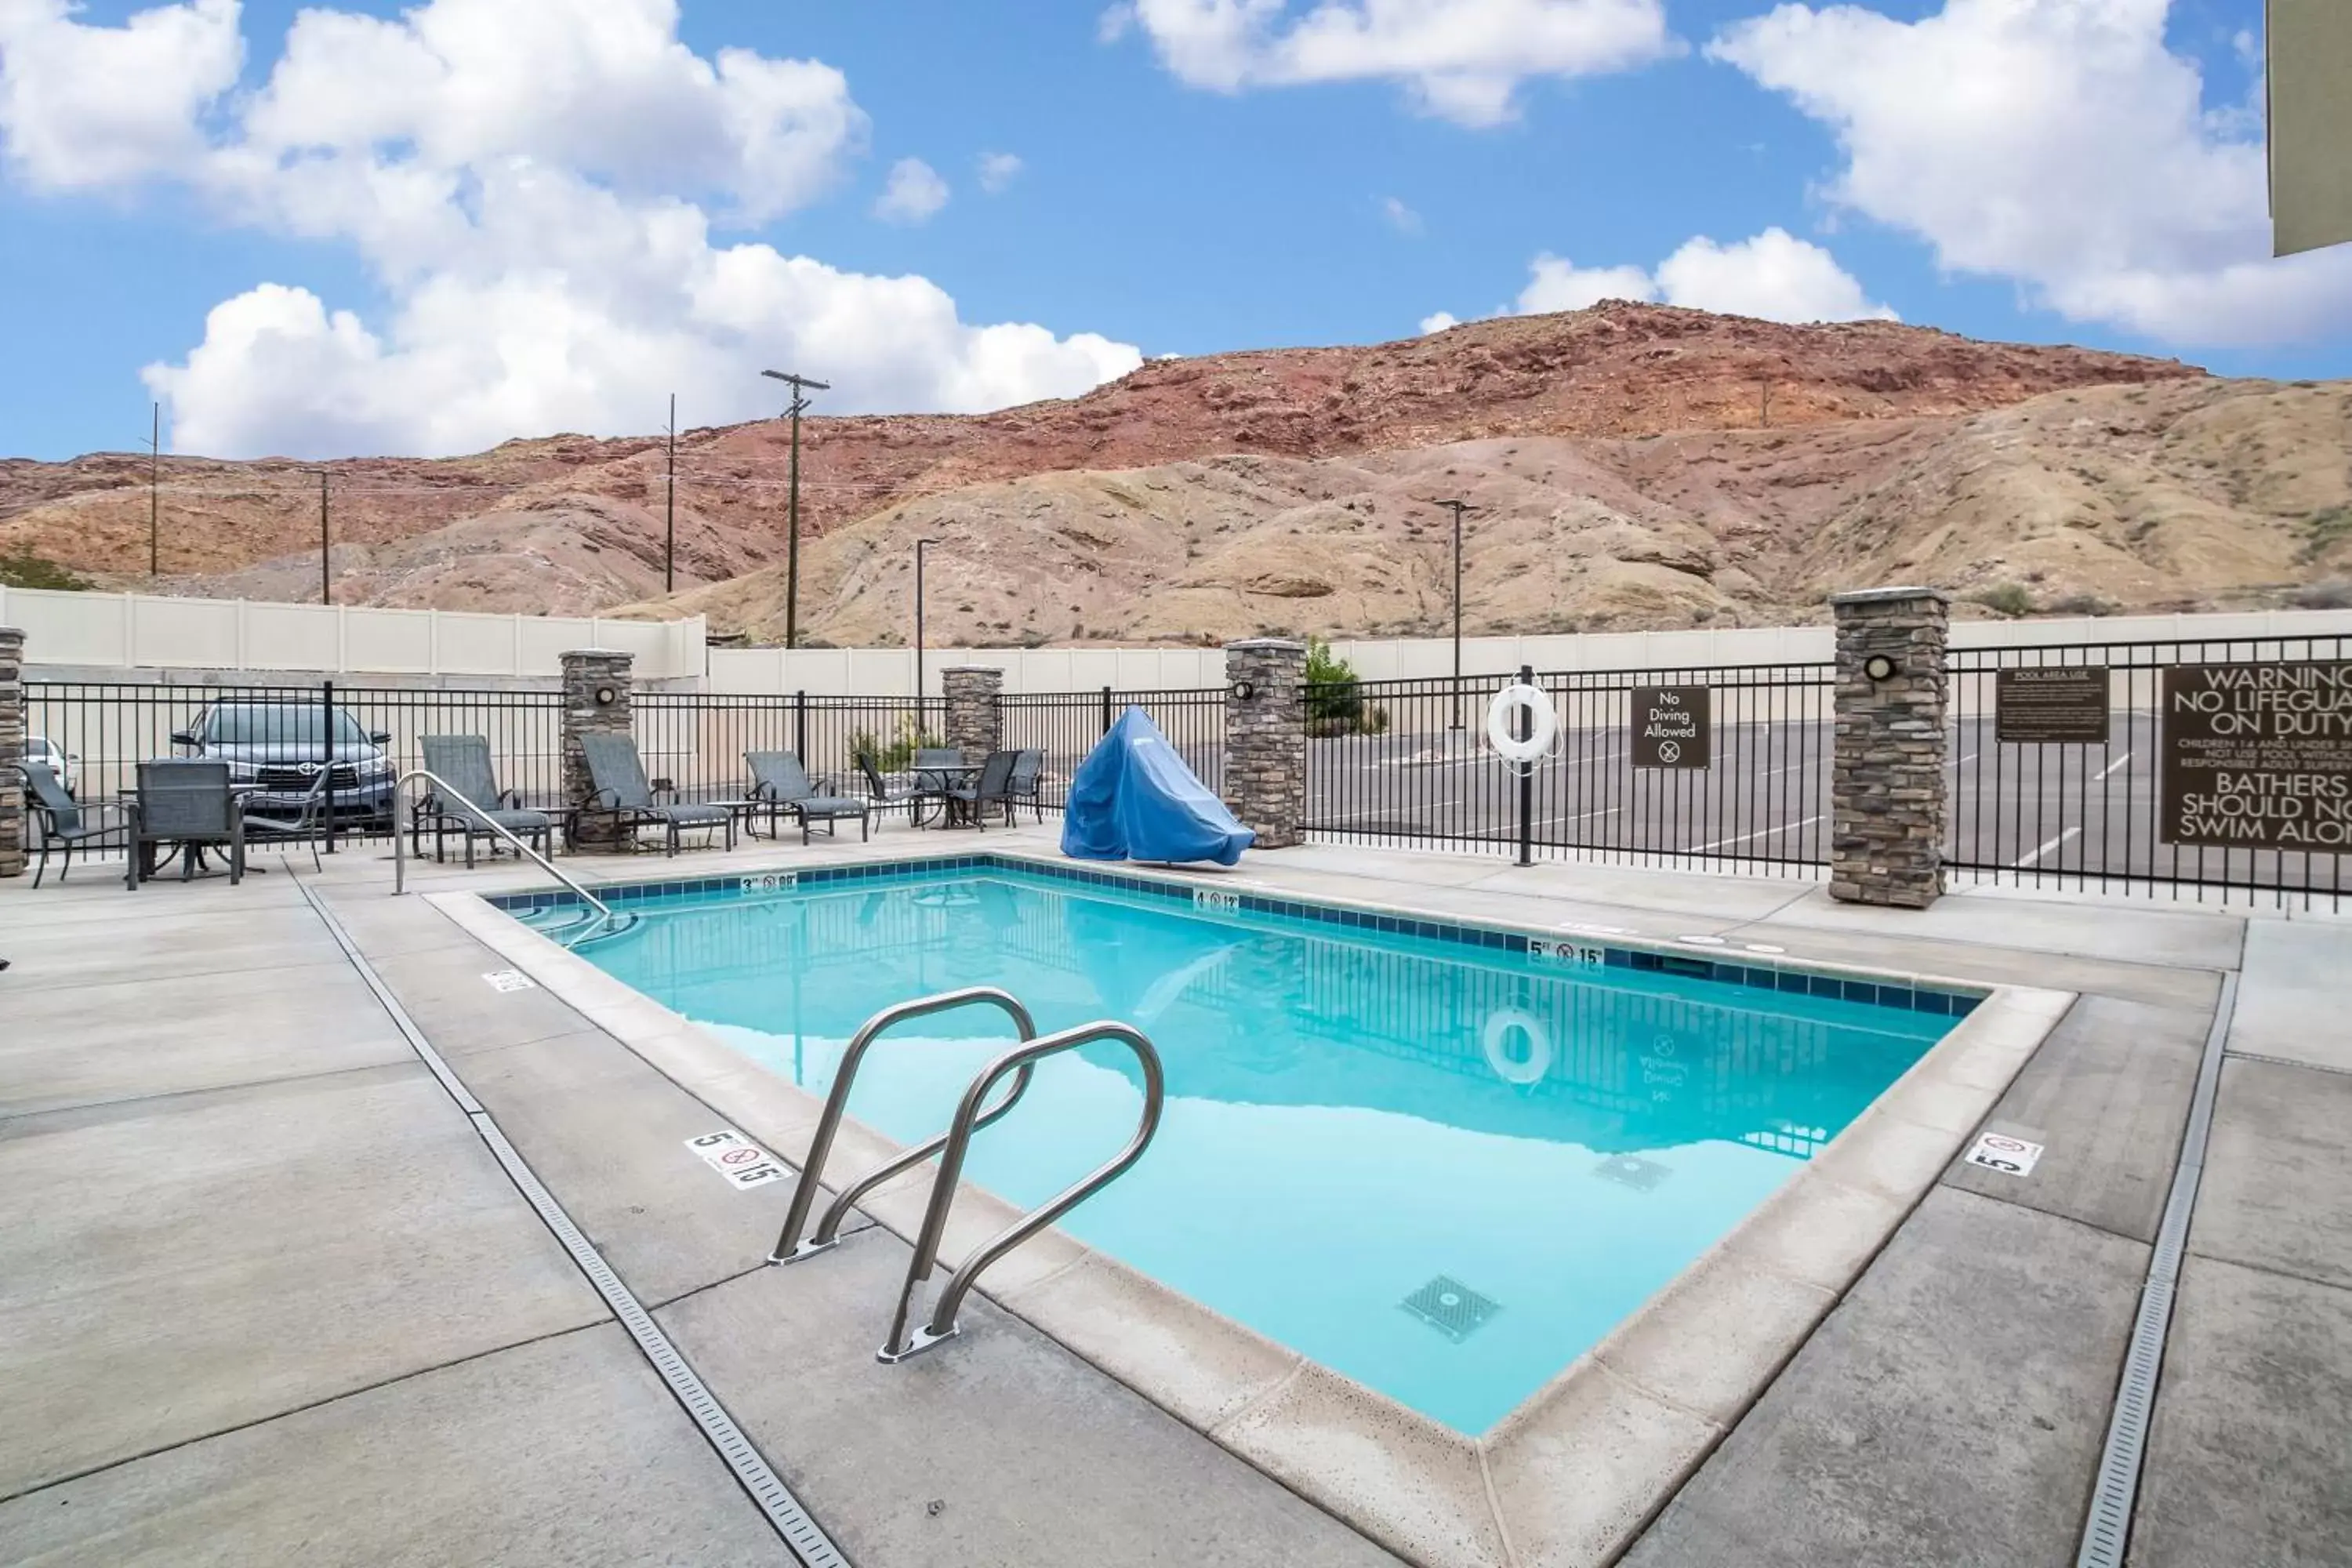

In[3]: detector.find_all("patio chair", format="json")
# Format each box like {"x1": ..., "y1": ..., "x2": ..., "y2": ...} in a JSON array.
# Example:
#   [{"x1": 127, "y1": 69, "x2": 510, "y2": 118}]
[
  {"x1": 577, "y1": 732, "x2": 735, "y2": 856},
  {"x1": 947, "y1": 750, "x2": 1022, "y2": 829},
  {"x1": 854, "y1": 752, "x2": 927, "y2": 824},
  {"x1": 1007, "y1": 748, "x2": 1046, "y2": 824},
  {"x1": 127, "y1": 760, "x2": 246, "y2": 887},
  {"x1": 13, "y1": 760, "x2": 129, "y2": 888},
  {"x1": 415, "y1": 735, "x2": 552, "y2": 868},
  {"x1": 746, "y1": 751, "x2": 871, "y2": 844}
]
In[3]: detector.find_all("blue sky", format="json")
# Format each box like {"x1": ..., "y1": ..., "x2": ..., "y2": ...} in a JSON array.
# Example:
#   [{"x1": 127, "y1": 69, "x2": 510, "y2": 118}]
[{"x1": 1, "y1": 0, "x2": 2343, "y2": 462}]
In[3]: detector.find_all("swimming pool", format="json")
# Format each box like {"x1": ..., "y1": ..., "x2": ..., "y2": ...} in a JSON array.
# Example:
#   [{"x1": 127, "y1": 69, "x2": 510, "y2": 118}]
[{"x1": 539, "y1": 858, "x2": 1965, "y2": 1436}]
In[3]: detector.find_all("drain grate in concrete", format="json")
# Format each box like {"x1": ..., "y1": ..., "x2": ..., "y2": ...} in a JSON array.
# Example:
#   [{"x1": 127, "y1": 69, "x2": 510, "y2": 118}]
[
  {"x1": 1594, "y1": 1154, "x2": 1672, "y2": 1192},
  {"x1": 1401, "y1": 1275, "x2": 1500, "y2": 1341}
]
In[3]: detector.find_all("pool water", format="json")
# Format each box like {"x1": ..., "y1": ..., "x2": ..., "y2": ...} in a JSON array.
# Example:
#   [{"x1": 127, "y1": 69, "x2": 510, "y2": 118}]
[{"x1": 572, "y1": 867, "x2": 1955, "y2": 1434}]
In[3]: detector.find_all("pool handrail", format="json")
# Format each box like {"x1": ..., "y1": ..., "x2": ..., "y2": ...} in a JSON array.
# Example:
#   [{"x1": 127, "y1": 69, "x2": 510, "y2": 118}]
[
  {"x1": 770, "y1": 985, "x2": 1040, "y2": 1265},
  {"x1": 391, "y1": 768, "x2": 621, "y2": 946},
  {"x1": 878, "y1": 1018, "x2": 1165, "y2": 1364}
]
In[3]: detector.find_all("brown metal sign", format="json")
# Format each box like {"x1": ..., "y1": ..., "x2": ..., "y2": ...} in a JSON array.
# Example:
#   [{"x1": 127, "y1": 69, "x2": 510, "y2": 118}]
[
  {"x1": 1996, "y1": 666, "x2": 2111, "y2": 744},
  {"x1": 2160, "y1": 661, "x2": 2352, "y2": 850},
  {"x1": 1632, "y1": 686, "x2": 1711, "y2": 769}
]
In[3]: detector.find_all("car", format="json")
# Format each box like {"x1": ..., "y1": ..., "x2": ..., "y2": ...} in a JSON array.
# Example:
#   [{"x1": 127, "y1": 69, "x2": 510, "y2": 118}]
[
  {"x1": 23, "y1": 735, "x2": 74, "y2": 796},
  {"x1": 171, "y1": 701, "x2": 398, "y2": 834}
]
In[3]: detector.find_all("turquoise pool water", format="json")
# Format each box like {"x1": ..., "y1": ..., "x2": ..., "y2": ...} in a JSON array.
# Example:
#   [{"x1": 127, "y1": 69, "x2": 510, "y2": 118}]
[{"x1": 567, "y1": 866, "x2": 1956, "y2": 1434}]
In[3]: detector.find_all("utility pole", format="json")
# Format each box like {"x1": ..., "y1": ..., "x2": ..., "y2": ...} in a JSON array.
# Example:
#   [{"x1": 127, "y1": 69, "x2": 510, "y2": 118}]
[
  {"x1": 665, "y1": 393, "x2": 677, "y2": 593},
  {"x1": 915, "y1": 537, "x2": 942, "y2": 706},
  {"x1": 318, "y1": 470, "x2": 331, "y2": 605},
  {"x1": 1438, "y1": 499, "x2": 1472, "y2": 730},
  {"x1": 148, "y1": 401, "x2": 160, "y2": 577},
  {"x1": 760, "y1": 368, "x2": 829, "y2": 648}
]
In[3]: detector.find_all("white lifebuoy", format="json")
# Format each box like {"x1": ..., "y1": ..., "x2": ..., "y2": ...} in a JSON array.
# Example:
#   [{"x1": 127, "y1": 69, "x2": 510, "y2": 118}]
[
  {"x1": 1481, "y1": 1007, "x2": 1552, "y2": 1086},
  {"x1": 1486, "y1": 683, "x2": 1558, "y2": 764}
]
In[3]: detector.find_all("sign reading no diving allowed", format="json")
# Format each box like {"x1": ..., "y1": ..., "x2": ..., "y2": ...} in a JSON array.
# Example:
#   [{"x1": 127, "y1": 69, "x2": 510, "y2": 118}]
[
  {"x1": 1632, "y1": 686, "x2": 1711, "y2": 769},
  {"x1": 2161, "y1": 661, "x2": 2352, "y2": 850}
]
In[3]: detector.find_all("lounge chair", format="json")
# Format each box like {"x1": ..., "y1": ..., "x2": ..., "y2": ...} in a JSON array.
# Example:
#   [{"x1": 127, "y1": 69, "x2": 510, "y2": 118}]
[
  {"x1": 946, "y1": 750, "x2": 1021, "y2": 828},
  {"x1": 1007, "y1": 747, "x2": 1046, "y2": 823},
  {"x1": 855, "y1": 752, "x2": 927, "y2": 824},
  {"x1": 746, "y1": 751, "x2": 870, "y2": 844},
  {"x1": 415, "y1": 735, "x2": 553, "y2": 867},
  {"x1": 13, "y1": 760, "x2": 129, "y2": 888},
  {"x1": 127, "y1": 760, "x2": 246, "y2": 887},
  {"x1": 577, "y1": 732, "x2": 735, "y2": 855}
]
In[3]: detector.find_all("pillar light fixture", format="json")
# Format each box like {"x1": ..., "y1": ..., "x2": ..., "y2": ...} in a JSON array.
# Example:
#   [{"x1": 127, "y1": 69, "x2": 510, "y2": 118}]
[{"x1": 1862, "y1": 655, "x2": 1897, "y2": 682}]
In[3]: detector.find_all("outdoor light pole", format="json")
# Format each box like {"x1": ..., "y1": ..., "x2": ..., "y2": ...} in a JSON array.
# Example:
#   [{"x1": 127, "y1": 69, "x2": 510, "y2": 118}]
[
  {"x1": 914, "y1": 537, "x2": 942, "y2": 706},
  {"x1": 760, "y1": 368, "x2": 830, "y2": 648},
  {"x1": 317, "y1": 470, "x2": 331, "y2": 606},
  {"x1": 1439, "y1": 499, "x2": 1472, "y2": 729},
  {"x1": 148, "y1": 402, "x2": 160, "y2": 577},
  {"x1": 664, "y1": 392, "x2": 677, "y2": 593}
]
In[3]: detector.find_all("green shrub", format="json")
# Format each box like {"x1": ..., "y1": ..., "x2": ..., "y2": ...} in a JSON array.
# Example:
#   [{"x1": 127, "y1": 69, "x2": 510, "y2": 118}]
[
  {"x1": 2299, "y1": 505, "x2": 2352, "y2": 563},
  {"x1": 1305, "y1": 636, "x2": 1366, "y2": 735},
  {"x1": 0, "y1": 553, "x2": 93, "y2": 590},
  {"x1": 1969, "y1": 583, "x2": 2036, "y2": 618},
  {"x1": 849, "y1": 712, "x2": 945, "y2": 772}
]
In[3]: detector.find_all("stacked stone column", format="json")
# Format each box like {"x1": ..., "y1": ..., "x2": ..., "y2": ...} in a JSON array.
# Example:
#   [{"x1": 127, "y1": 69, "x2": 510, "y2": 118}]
[
  {"x1": 1225, "y1": 638, "x2": 1307, "y2": 849},
  {"x1": 942, "y1": 666, "x2": 1004, "y2": 761},
  {"x1": 0, "y1": 627, "x2": 23, "y2": 878},
  {"x1": 1829, "y1": 587, "x2": 1950, "y2": 907},
  {"x1": 561, "y1": 648, "x2": 635, "y2": 851}
]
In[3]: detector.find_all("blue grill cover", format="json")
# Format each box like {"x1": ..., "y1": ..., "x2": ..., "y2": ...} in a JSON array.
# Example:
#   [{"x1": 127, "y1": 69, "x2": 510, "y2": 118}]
[{"x1": 1060, "y1": 706, "x2": 1254, "y2": 866}]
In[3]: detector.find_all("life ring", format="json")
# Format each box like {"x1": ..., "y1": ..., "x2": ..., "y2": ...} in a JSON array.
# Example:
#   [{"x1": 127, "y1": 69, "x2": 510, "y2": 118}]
[
  {"x1": 1486, "y1": 683, "x2": 1558, "y2": 764},
  {"x1": 1482, "y1": 1008, "x2": 1552, "y2": 1086}
]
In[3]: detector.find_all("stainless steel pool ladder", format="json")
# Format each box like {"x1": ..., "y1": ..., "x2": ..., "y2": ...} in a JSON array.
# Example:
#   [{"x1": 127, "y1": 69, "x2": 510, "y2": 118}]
[
  {"x1": 766, "y1": 987, "x2": 1167, "y2": 1366},
  {"x1": 390, "y1": 768, "x2": 629, "y2": 948}
]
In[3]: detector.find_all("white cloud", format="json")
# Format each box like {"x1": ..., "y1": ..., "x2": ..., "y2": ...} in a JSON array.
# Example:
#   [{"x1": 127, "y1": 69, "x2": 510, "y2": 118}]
[
  {"x1": 1516, "y1": 253, "x2": 1656, "y2": 314},
  {"x1": 0, "y1": 0, "x2": 242, "y2": 188},
  {"x1": 1418, "y1": 310, "x2": 1458, "y2": 334},
  {"x1": 873, "y1": 155, "x2": 948, "y2": 223},
  {"x1": 1381, "y1": 195, "x2": 1422, "y2": 235},
  {"x1": 1428, "y1": 227, "x2": 1896, "y2": 332},
  {"x1": 0, "y1": 0, "x2": 1140, "y2": 456},
  {"x1": 1709, "y1": 0, "x2": 2352, "y2": 345},
  {"x1": 976, "y1": 150, "x2": 1023, "y2": 194},
  {"x1": 1653, "y1": 228, "x2": 1897, "y2": 321},
  {"x1": 1117, "y1": 0, "x2": 1675, "y2": 125}
]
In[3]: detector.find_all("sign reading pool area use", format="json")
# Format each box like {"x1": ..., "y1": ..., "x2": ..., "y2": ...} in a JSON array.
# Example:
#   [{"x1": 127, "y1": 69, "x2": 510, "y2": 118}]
[
  {"x1": 1996, "y1": 666, "x2": 2111, "y2": 745},
  {"x1": 2160, "y1": 660, "x2": 2352, "y2": 850},
  {"x1": 685, "y1": 1130, "x2": 790, "y2": 1191},
  {"x1": 1632, "y1": 685, "x2": 1711, "y2": 769}
]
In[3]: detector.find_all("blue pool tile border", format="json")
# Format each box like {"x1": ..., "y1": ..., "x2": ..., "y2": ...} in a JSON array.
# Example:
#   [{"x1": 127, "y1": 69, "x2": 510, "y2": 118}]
[{"x1": 488, "y1": 853, "x2": 1983, "y2": 1019}]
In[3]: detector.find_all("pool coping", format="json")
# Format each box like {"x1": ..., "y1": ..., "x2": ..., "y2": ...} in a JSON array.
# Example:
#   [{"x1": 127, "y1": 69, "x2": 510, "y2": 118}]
[{"x1": 430, "y1": 848, "x2": 2074, "y2": 1568}]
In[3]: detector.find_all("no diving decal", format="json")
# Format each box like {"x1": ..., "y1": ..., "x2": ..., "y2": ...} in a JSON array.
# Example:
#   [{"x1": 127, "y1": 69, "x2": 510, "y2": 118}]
[
  {"x1": 686, "y1": 1130, "x2": 791, "y2": 1191},
  {"x1": 1963, "y1": 1131, "x2": 2044, "y2": 1178},
  {"x1": 1632, "y1": 686, "x2": 1711, "y2": 770}
]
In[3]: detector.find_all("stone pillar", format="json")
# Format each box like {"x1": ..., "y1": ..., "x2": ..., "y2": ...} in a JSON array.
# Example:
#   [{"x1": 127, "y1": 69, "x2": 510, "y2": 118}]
[
  {"x1": 942, "y1": 666, "x2": 1004, "y2": 762},
  {"x1": 1225, "y1": 638, "x2": 1307, "y2": 850},
  {"x1": 1829, "y1": 587, "x2": 1950, "y2": 908},
  {"x1": 561, "y1": 648, "x2": 635, "y2": 851},
  {"x1": 0, "y1": 627, "x2": 23, "y2": 879}
]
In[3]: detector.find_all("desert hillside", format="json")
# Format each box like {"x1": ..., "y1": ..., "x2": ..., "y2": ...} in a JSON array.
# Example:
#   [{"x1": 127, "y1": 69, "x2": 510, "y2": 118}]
[
  {"x1": 633, "y1": 377, "x2": 2351, "y2": 644},
  {"x1": 0, "y1": 302, "x2": 2209, "y2": 625}
]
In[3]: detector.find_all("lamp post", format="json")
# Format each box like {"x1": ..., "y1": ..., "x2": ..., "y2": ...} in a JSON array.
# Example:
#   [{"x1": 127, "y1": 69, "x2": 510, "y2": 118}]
[
  {"x1": 914, "y1": 537, "x2": 942, "y2": 712},
  {"x1": 1438, "y1": 499, "x2": 1472, "y2": 730},
  {"x1": 664, "y1": 392, "x2": 677, "y2": 593},
  {"x1": 760, "y1": 368, "x2": 829, "y2": 648},
  {"x1": 316, "y1": 470, "x2": 332, "y2": 605},
  {"x1": 148, "y1": 402, "x2": 160, "y2": 577}
]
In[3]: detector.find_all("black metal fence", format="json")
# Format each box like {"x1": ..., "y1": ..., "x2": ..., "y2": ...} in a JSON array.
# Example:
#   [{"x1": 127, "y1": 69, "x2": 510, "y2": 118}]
[
  {"x1": 1000, "y1": 687, "x2": 1226, "y2": 811},
  {"x1": 1304, "y1": 663, "x2": 1834, "y2": 872},
  {"x1": 1945, "y1": 633, "x2": 2347, "y2": 906},
  {"x1": 634, "y1": 692, "x2": 937, "y2": 802}
]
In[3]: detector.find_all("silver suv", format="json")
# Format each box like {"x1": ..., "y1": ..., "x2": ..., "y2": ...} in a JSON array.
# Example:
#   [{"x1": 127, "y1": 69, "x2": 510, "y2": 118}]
[{"x1": 172, "y1": 702, "x2": 397, "y2": 833}]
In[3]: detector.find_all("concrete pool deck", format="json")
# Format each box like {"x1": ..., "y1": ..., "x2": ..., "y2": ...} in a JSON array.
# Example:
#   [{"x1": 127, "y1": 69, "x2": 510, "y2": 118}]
[{"x1": 2, "y1": 824, "x2": 2346, "y2": 1566}]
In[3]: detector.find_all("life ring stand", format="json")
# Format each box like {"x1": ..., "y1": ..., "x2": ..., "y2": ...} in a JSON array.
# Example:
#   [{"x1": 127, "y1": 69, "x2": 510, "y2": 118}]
[
  {"x1": 1481, "y1": 1007, "x2": 1552, "y2": 1086},
  {"x1": 1486, "y1": 683, "x2": 1559, "y2": 765}
]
